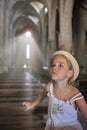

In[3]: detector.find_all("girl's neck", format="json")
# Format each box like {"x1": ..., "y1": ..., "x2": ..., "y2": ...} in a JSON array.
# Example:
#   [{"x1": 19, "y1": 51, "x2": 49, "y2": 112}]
[{"x1": 53, "y1": 78, "x2": 69, "y2": 89}]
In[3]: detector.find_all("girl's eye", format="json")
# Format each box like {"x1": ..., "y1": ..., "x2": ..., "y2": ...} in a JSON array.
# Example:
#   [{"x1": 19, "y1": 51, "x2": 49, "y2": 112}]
[
  {"x1": 50, "y1": 62, "x2": 68, "y2": 69},
  {"x1": 58, "y1": 63, "x2": 64, "y2": 67},
  {"x1": 50, "y1": 64, "x2": 56, "y2": 67},
  {"x1": 50, "y1": 63, "x2": 64, "y2": 68}
]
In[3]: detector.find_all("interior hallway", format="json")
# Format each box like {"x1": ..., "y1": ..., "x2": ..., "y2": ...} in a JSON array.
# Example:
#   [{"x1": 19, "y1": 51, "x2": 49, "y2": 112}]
[{"x1": 0, "y1": 70, "x2": 87, "y2": 130}]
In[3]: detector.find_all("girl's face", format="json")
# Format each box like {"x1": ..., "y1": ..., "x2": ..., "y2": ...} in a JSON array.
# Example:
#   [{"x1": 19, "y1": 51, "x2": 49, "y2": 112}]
[{"x1": 49, "y1": 55, "x2": 73, "y2": 81}]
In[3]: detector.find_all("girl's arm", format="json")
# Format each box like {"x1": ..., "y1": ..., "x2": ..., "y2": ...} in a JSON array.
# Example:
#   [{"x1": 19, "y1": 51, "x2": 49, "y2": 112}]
[
  {"x1": 71, "y1": 86, "x2": 87, "y2": 120},
  {"x1": 76, "y1": 98, "x2": 87, "y2": 120},
  {"x1": 22, "y1": 83, "x2": 50, "y2": 111}
]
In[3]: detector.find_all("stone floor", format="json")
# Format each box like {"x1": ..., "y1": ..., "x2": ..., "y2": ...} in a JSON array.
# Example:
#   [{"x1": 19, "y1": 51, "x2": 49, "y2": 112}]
[{"x1": 0, "y1": 70, "x2": 87, "y2": 130}]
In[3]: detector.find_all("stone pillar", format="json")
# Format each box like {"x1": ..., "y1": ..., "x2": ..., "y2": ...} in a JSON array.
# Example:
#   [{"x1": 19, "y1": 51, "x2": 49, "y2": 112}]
[
  {"x1": 40, "y1": 8, "x2": 48, "y2": 68},
  {"x1": 78, "y1": 0, "x2": 87, "y2": 72},
  {"x1": 48, "y1": 0, "x2": 58, "y2": 55},
  {"x1": 0, "y1": 1, "x2": 9, "y2": 73},
  {"x1": 4, "y1": 0, "x2": 14, "y2": 71},
  {"x1": 59, "y1": 0, "x2": 74, "y2": 52}
]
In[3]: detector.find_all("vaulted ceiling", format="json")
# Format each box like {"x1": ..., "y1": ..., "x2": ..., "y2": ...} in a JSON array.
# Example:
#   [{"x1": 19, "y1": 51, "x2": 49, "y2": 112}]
[{"x1": 10, "y1": 0, "x2": 48, "y2": 42}]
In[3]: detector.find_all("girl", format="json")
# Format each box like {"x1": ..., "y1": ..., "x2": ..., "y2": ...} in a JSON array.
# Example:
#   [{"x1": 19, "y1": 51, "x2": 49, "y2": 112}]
[{"x1": 22, "y1": 50, "x2": 87, "y2": 130}]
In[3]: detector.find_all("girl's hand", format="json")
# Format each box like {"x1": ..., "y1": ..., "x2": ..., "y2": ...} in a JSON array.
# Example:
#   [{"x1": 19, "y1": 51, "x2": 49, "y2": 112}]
[{"x1": 22, "y1": 102, "x2": 34, "y2": 111}]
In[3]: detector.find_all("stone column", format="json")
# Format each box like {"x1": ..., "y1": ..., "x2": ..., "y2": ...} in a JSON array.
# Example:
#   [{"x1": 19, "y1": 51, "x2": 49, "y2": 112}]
[
  {"x1": 0, "y1": 0, "x2": 9, "y2": 73},
  {"x1": 47, "y1": 0, "x2": 58, "y2": 61},
  {"x1": 78, "y1": 0, "x2": 87, "y2": 72},
  {"x1": 59, "y1": 0, "x2": 74, "y2": 52}
]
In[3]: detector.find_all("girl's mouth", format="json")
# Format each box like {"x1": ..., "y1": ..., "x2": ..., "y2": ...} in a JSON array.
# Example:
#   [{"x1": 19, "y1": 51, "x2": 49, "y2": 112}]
[{"x1": 51, "y1": 72, "x2": 57, "y2": 75}]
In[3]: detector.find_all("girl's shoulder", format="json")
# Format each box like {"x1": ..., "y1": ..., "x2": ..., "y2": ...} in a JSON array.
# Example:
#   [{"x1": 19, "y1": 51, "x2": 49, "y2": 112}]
[
  {"x1": 69, "y1": 85, "x2": 81, "y2": 98},
  {"x1": 45, "y1": 82, "x2": 52, "y2": 93}
]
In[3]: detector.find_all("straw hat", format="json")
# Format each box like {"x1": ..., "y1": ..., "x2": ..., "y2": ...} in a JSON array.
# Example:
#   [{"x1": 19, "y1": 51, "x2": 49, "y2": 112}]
[{"x1": 52, "y1": 50, "x2": 80, "y2": 81}]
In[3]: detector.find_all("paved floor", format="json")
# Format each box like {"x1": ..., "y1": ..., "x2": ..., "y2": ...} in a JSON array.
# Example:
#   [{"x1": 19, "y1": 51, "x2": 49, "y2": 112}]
[{"x1": 0, "y1": 70, "x2": 86, "y2": 130}]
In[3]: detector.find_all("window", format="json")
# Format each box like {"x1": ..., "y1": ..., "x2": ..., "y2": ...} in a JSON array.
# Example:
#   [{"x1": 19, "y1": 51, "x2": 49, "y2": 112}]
[{"x1": 26, "y1": 44, "x2": 30, "y2": 59}]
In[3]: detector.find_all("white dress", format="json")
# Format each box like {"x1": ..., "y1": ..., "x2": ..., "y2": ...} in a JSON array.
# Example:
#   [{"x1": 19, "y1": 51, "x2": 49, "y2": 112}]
[{"x1": 45, "y1": 83, "x2": 83, "y2": 130}]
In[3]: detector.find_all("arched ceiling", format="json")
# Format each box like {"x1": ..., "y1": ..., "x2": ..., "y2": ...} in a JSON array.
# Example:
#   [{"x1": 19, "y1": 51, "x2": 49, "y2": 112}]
[{"x1": 9, "y1": 0, "x2": 48, "y2": 38}]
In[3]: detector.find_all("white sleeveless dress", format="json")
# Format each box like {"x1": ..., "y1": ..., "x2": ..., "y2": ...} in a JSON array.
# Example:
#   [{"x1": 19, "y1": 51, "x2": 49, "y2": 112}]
[{"x1": 45, "y1": 83, "x2": 83, "y2": 130}]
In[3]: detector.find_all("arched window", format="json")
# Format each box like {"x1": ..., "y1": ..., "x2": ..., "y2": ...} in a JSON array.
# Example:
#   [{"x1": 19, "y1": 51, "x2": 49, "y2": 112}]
[{"x1": 26, "y1": 44, "x2": 30, "y2": 59}]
